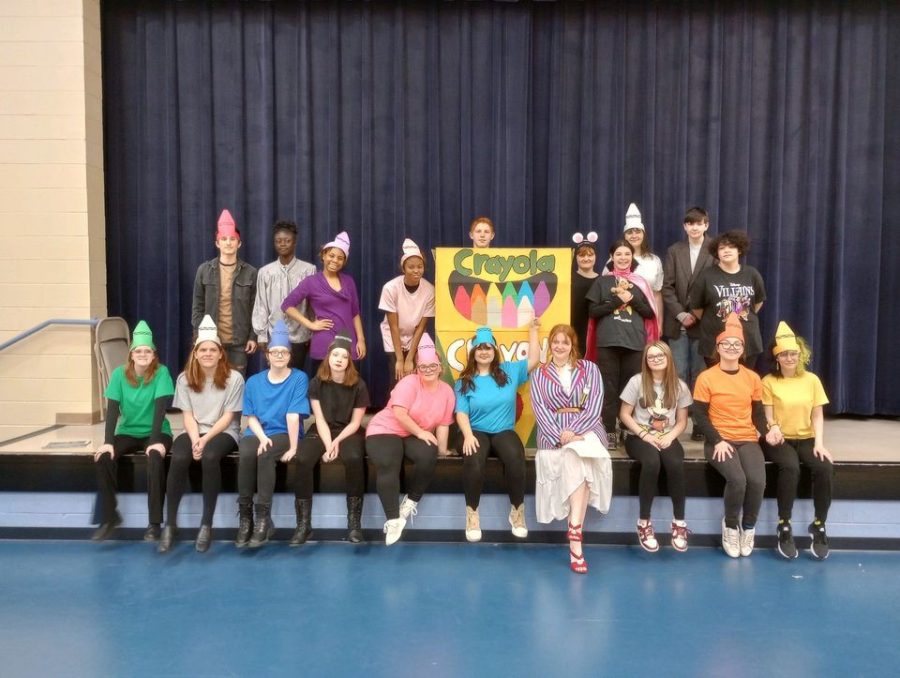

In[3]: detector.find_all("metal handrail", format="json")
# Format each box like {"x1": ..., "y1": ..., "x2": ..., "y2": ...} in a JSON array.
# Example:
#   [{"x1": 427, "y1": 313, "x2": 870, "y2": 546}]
[{"x1": 0, "y1": 318, "x2": 99, "y2": 353}]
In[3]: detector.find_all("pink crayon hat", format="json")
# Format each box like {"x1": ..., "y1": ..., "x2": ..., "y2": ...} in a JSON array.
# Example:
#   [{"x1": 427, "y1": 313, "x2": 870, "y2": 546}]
[
  {"x1": 417, "y1": 333, "x2": 440, "y2": 365},
  {"x1": 217, "y1": 209, "x2": 239, "y2": 239}
]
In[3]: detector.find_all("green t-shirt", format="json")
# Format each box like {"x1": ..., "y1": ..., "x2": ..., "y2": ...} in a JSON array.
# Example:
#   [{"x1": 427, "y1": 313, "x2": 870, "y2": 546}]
[{"x1": 105, "y1": 365, "x2": 175, "y2": 438}]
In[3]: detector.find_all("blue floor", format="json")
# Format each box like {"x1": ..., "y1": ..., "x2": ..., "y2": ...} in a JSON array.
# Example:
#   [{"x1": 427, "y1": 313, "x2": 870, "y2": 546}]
[{"x1": 1, "y1": 541, "x2": 898, "y2": 678}]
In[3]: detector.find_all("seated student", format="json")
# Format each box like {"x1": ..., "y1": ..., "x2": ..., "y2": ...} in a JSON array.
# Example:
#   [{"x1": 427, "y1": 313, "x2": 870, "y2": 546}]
[
  {"x1": 235, "y1": 320, "x2": 310, "y2": 549},
  {"x1": 92, "y1": 321, "x2": 174, "y2": 542},
  {"x1": 378, "y1": 238, "x2": 435, "y2": 388},
  {"x1": 365, "y1": 335, "x2": 454, "y2": 545},
  {"x1": 159, "y1": 315, "x2": 244, "y2": 554},
  {"x1": 454, "y1": 321, "x2": 540, "y2": 542},
  {"x1": 693, "y1": 313, "x2": 767, "y2": 559},
  {"x1": 529, "y1": 324, "x2": 612, "y2": 574},
  {"x1": 291, "y1": 332, "x2": 370, "y2": 545},
  {"x1": 619, "y1": 342, "x2": 692, "y2": 553},
  {"x1": 762, "y1": 322, "x2": 834, "y2": 560},
  {"x1": 469, "y1": 216, "x2": 495, "y2": 248}
]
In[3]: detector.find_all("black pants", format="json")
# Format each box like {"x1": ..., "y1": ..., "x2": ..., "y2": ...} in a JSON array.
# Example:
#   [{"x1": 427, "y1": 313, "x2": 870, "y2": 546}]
[
  {"x1": 456, "y1": 429, "x2": 526, "y2": 509},
  {"x1": 624, "y1": 435, "x2": 686, "y2": 520},
  {"x1": 596, "y1": 346, "x2": 643, "y2": 433},
  {"x1": 95, "y1": 434, "x2": 173, "y2": 524},
  {"x1": 705, "y1": 440, "x2": 766, "y2": 528},
  {"x1": 237, "y1": 433, "x2": 292, "y2": 504},
  {"x1": 762, "y1": 437, "x2": 833, "y2": 522},
  {"x1": 294, "y1": 432, "x2": 366, "y2": 499},
  {"x1": 165, "y1": 432, "x2": 237, "y2": 526},
  {"x1": 366, "y1": 434, "x2": 438, "y2": 519}
]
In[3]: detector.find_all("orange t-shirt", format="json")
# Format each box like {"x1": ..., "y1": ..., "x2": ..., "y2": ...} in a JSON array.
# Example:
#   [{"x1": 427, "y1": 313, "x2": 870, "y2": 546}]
[{"x1": 693, "y1": 365, "x2": 763, "y2": 441}]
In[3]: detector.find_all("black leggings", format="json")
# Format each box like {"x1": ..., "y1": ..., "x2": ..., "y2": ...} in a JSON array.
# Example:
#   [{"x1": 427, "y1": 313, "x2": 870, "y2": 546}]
[
  {"x1": 624, "y1": 435, "x2": 686, "y2": 520},
  {"x1": 95, "y1": 434, "x2": 173, "y2": 524},
  {"x1": 366, "y1": 434, "x2": 438, "y2": 519},
  {"x1": 762, "y1": 437, "x2": 833, "y2": 522},
  {"x1": 165, "y1": 432, "x2": 237, "y2": 526},
  {"x1": 237, "y1": 433, "x2": 292, "y2": 504},
  {"x1": 294, "y1": 432, "x2": 366, "y2": 499},
  {"x1": 705, "y1": 440, "x2": 766, "y2": 528},
  {"x1": 596, "y1": 346, "x2": 643, "y2": 433},
  {"x1": 457, "y1": 429, "x2": 526, "y2": 509}
]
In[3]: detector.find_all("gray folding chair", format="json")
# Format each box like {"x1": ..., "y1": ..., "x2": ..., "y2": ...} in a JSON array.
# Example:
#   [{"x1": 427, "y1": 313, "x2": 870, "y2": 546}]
[{"x1": 94, "y1": 317, "x2": 130, "y2": 420}]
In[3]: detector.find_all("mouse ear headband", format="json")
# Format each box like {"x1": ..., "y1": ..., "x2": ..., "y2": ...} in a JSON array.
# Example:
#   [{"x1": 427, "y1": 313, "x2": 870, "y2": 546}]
[{"x1": 572, "y1": 231, "x2": 599, "y2": 250}]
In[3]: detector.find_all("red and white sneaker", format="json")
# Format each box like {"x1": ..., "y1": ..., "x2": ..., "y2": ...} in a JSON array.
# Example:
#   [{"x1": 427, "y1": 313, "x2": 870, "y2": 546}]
[
  {"x1": 637, "y1": 521, "x2": 660, "y2": 553},
  {"x1": 671, "y1": 521, "x2": 690, "y2": 552}
]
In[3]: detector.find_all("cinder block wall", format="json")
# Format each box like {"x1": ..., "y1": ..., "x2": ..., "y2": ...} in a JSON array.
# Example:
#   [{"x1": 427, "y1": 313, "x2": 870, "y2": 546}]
[{"x1": 0, "y1": 0, "x2": 106, "y2": 439}]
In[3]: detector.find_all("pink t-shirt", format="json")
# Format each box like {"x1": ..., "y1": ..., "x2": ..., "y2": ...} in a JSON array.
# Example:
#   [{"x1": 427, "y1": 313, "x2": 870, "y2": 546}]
[
  {"x1": 378, "y1": 276, "x2": 436, "y2": 352},
  {"x1": 366, "y1": 373, "x2": 455, "y2": 437}
]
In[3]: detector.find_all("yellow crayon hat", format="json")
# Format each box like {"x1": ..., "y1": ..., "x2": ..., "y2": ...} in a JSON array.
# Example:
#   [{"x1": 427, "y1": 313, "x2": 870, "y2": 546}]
[{"x1": 772, "y1": 321, "x2": 800, "y2": 356}]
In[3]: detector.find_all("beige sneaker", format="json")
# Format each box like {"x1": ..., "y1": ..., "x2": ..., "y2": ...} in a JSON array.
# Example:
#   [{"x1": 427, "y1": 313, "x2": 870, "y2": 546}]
[
  {"x1": 383, "y1": 517, "x2": 407, "y2": 546},
  {"x1": 465, "y1": 506, "x2": 482, "y2": 542},
  {"x1": 508, "y1": 503, "x2": 528, "y2": 539}
]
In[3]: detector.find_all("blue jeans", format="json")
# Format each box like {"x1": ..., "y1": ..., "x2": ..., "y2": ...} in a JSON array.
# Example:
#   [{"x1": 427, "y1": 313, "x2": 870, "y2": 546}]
[{"x1": 668, "y1": 330, "x2": 705, "y2": 392}]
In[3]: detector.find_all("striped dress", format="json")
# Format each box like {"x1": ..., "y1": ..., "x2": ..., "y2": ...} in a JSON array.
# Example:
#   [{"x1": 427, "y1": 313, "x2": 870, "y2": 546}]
[{"x1": 529, "y1": 360, "x2": 613, "y2": 522}]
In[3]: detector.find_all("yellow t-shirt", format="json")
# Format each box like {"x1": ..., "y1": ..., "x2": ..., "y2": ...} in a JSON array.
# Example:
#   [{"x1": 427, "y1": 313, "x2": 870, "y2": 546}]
[
  {"x1": 761, "y1": 371, "x2": 829, "y2": 439},
  {"x1": 693, "y1": 365, "x2": 763, "y2": 441}
]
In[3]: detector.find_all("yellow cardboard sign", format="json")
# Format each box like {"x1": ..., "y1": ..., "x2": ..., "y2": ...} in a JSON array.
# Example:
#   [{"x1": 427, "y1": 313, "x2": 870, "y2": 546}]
[{"x1": 435, "y1": 247, "x2": 572, "y2": 445}]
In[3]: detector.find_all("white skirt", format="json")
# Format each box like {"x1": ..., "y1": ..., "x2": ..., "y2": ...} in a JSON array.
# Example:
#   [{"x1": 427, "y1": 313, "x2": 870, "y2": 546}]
[{"x1": 534, "y1": 433, "x2": 613, "y2": 524}]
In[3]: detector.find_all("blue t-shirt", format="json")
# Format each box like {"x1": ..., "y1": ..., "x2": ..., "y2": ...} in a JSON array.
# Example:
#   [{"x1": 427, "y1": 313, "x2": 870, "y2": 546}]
[
  {"x1": 243, "y1": 368, "x2": 310, "y2": 437},
  {"x1": 454, "y1": 361, "x2": 529, "y2": 434}
]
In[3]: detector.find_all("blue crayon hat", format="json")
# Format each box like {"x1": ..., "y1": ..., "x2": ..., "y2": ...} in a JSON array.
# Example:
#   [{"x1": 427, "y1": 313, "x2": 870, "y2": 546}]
[
  {"x1": 269, "y1": 319, "x2": 291, "y2": 350},
  {"x1": 473, "y1": 326, "x2": 496, "y2": 348}
]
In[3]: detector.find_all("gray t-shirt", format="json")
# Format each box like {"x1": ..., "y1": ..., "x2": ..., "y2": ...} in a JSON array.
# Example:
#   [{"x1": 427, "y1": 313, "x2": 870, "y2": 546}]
[
  {"x1": 174, "y1": 369, "x2": 245, "y2": 442},
  {"x1": 620, "y1": 374, "x2": 692, "y2": 435}
]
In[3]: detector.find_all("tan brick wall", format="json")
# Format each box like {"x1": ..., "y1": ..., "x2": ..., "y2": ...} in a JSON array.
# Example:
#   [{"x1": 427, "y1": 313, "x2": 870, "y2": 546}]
[{"x1": 0, "y1": 0, "x2": 106, "y2": 439}]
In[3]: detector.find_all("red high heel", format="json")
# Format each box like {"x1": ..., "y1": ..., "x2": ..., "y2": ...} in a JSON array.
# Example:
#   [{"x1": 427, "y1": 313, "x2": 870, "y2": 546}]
[
  {"x1": 569, "y1": 548, "x2": 588, "y2": 574},
  {"x1": 567, "y1": 522, "x2": 583, "y2": 542}
]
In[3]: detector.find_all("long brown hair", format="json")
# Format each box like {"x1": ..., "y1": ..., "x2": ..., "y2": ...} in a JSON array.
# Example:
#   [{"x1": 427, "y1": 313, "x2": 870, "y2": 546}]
[
  {"x1": 457, "y1": 344, "x2": 508, "y2": 394},
  {"x1": 316, "y1": 348, "x2": 360, "y2": 386},
  {"x1": 639, "y1": 341, "x2": 681, "y2": 410},
  {"x1": 125, "y1": 351, "x2": 160, "y2": 387},
  {"x1": 183, "y1": 342, "x2": 232, "y2": 392}
]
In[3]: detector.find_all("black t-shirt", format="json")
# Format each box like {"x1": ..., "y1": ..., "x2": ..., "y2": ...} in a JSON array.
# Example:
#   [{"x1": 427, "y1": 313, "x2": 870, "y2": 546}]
[
  {"x1": 571, "y1": 272, "x2": 598, "y2": 355},
  {"x1": 308, "y1": 377, "x2": 371, "y2": 436},
  {"x1": 689, "y1": 265, "x2": 767, "y2": 359},
  {"x1": 585, "y1": 275, "x2": 654, "y2": 351}
]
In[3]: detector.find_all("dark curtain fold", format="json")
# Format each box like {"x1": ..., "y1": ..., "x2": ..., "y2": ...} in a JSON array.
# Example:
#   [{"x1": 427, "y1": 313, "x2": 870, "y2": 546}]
[{"x1": 102, "y1": 0, "x2": 900, "y2": 413}]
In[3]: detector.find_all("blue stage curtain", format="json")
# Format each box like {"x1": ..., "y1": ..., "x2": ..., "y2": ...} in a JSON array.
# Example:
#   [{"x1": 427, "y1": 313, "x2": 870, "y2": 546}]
[{"x1": 102, "y1": 0, "x2": 900, "y2": 414}]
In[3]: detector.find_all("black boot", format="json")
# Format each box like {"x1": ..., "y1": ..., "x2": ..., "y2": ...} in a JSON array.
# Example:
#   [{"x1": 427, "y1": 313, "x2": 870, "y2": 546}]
[
  {"x1": 347, "y1": 496, "x2": 363, "y2": 543},
  {"x1": 234, "y1": 500, "x2": 254, "y2": 548},
  {"x1": 91, "y1": 512, "x2": 122, "y2": 542},
  {"x1": 248, "y1": 503, "x2": 274, "y2": 548},
  {"x1": 158, "y1": 525, "x2": 176, "y2": 553},
  {"x1": 289, "y1": 498, "x2": 313, "y2": 546}
]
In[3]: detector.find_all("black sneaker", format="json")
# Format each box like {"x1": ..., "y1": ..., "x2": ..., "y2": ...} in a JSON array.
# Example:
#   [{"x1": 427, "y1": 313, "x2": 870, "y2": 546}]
[
  {"x1": 808, "y1": 521, "x2": 829, "y2": 560},
  {"x1": 776, "y1": 522, "x2": 798, "y2": 560}
]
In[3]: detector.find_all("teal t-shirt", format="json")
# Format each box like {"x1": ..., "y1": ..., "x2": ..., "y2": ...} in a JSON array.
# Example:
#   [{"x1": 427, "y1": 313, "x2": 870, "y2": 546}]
[
  {"x1": 105, "y1": 365, "x2": 175, "y2": 438},
  {"x1": 454, "y1": 360, "x2": 529, "y2": 434}
]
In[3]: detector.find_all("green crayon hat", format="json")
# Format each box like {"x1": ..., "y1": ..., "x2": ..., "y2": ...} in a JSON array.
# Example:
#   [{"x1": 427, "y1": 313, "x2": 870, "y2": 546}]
[{"x1": 130, "y1": 320, "x2": 156, "y2": 351}]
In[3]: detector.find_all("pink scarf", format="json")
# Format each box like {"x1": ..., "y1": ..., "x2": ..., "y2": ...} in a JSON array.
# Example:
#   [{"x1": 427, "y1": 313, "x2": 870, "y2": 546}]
[{"x1": 601, "y1": 264, "x2": 660, "y2": 344}]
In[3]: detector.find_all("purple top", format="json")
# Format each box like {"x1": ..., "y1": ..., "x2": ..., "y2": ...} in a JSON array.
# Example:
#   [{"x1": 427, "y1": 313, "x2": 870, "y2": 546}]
[{"x1": 281, "y1": 272, "x2": 360, "y2": 359}]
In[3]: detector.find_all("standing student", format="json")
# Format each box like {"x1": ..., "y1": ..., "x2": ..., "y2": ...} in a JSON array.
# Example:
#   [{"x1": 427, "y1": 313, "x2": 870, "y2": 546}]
[
  {"x1": 365, "y1": 335, "x2": 455, "y2": 545},
  {"x1": 469, "y1": 216, "x2": 495, "y2": 248},
  {"x1": 235, "y1": 320, "x2": 310, "y2": 549},
  {"x1": 661, "y1": 206, "x2": 715, "y2": 439},
  {"x1": 571, "y1": 231, "x2": 600, "y2": 362},
  {"x1": 530, "y1": 324, "x2": 612, "y2": 574},
  {"x1": 252, "y1": 220, "x2": 317, "y2": 370},
  {"x1": 291, "y1": 332, "x2": 370, "y2": 545},
  {"x1": 454, "y1": 322, "x2": 540, "y2": 542},
  {"x1": 92, "y1": 321, "x2": 174, "y2": 542},
  {"x1": 762, "y1": 322, "x2": 834, "y2": 560},
  {"x1": 693, "y1": 313, "x2": 767, "y2": 558},
  {"x1": 378, "y1": 238, "x2": 435, "y2": 387},
  {"x1": 191, "y1": 209, "x2": 258, "y2": 373},
  {"x1": 622, "y1": 203, "x2": 664, "y2": 333},
  {"x1": 690, "y1": 230, "x2": 766, "y2": 368},
  {"x1": 619, "y1": 342, "x2": 692, "y2": 552},
  {"x1": 281, "y1": 231, "x2": 366, "y2": 375},
  {"x1": 159, "y1": 315, "x2": 244, "y2": 553}
]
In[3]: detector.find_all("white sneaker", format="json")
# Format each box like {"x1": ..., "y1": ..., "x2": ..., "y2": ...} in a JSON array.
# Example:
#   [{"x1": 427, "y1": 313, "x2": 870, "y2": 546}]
[
  {"x1": 740, "y1": 526, "x2": 756, "y2": 557},
  {"x1": 508, "y1": 504, "x2": 528, "y2": 539},
  {"x1": 465, "y1": 506, "x2": 482, "y2": 542},
  {"x1": 383, "y1": 517, "x2": 407, "y2": 546},
  {"x1": 399, "y1": 495, "x2": 418, "y2": 522},
  {"x1": 721, "y1": 518, "x2": 740, "y2": 558}
]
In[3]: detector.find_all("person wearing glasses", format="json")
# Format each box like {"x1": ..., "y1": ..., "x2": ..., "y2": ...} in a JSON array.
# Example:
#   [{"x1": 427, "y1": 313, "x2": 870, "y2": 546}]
[
  {"x1": 619, "y1": 341, "x2": 692, "y2": 552},
  {"x1": 454, "y1": 321, "x2": 540, "y2": 542},
  {"x1": 761, "y1": 321, "x2": 834, "y2": 560},
  {"x1": 365, "y1": 335, "x2": 455, "y2": 545},
  {"x1": 234, "y1": 320, "x2": 310, "y2": 549},
  {"x1": 692, "y1": 313, "x2": 767, "y2": 558},
  {"x1": 689, "y1": 230, "x2": 766, "y2": 368}
]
